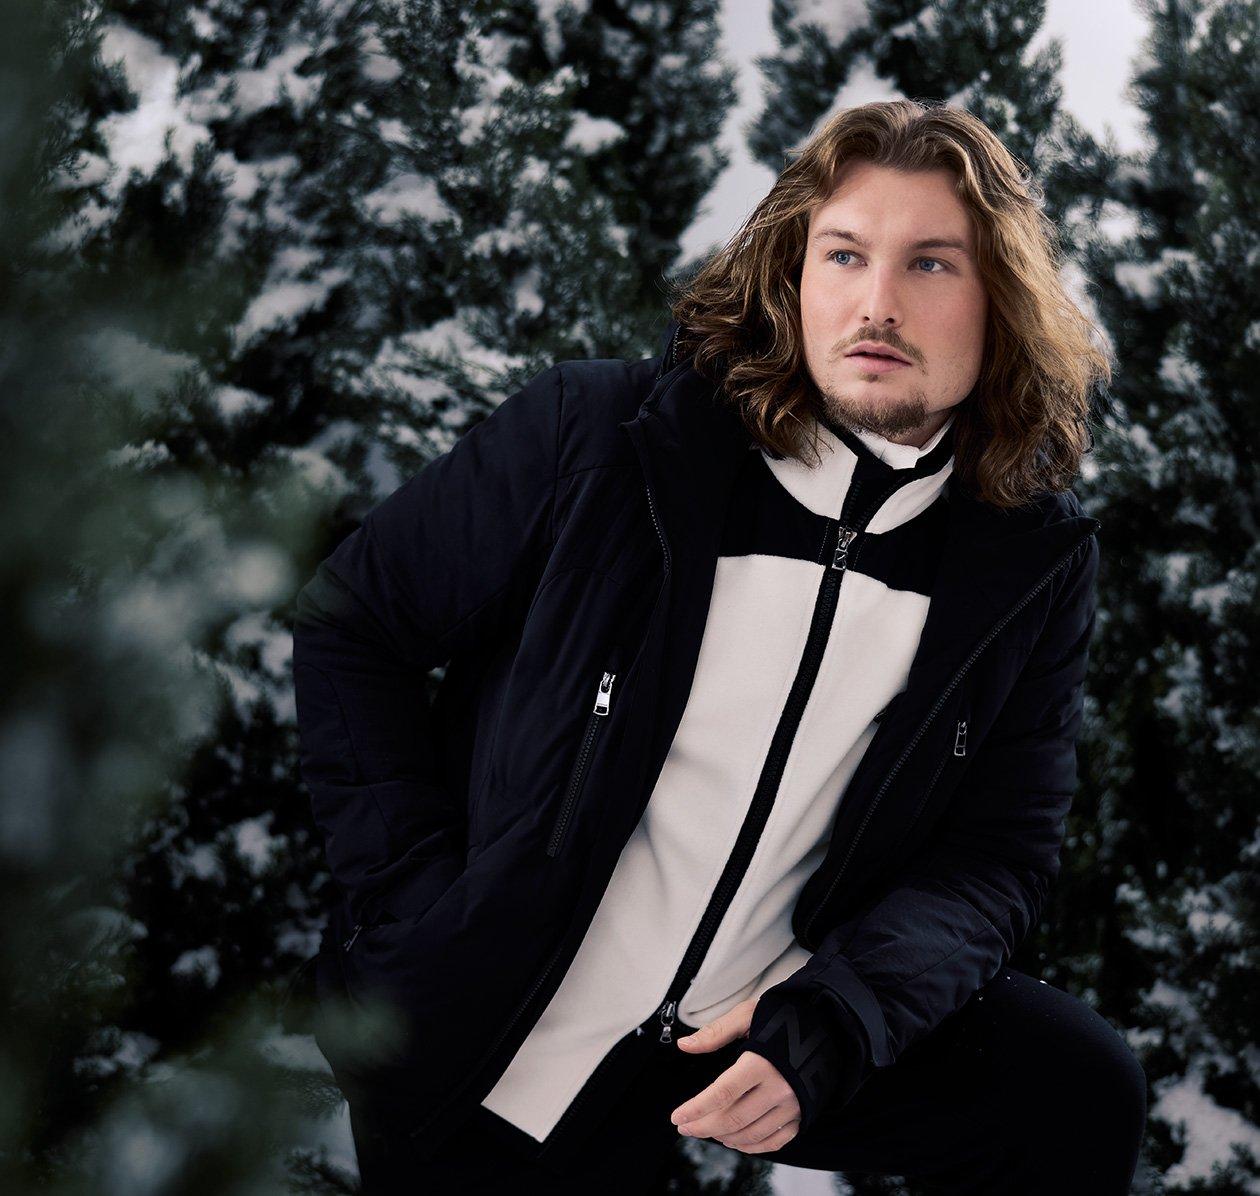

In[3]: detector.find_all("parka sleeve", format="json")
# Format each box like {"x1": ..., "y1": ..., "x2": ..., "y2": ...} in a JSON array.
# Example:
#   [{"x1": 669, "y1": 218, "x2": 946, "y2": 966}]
[
  {"x1": 743, "y1": 530, "x2": 1101, "y2": 1134},
  {"x1": 290, "y1": 364, "x2": 563, "y2": 929}
]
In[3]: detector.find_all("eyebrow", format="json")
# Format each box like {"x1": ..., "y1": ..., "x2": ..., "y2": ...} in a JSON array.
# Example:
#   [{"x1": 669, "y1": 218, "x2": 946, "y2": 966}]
[{"x1": 812, "y1": 227, "x2": 972, "y2": 257}]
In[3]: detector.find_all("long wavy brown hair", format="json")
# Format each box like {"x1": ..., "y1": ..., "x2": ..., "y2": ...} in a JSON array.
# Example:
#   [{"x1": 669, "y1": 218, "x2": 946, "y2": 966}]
[{"x1": 668, "y1": 99, "x2": 1113, "y2": 509}]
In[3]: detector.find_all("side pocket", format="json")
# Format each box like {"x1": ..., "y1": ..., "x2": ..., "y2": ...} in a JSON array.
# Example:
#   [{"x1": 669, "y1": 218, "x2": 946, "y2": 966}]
[
  {"x1": 340, "y1": 897, "x2": 403, "y2": 955},
  {"x1": 545, "y1": 644, "x2": 626, "y2": 858},
  {"x1": 339, "y1": 836, "x2": 464, "y2": 955}
]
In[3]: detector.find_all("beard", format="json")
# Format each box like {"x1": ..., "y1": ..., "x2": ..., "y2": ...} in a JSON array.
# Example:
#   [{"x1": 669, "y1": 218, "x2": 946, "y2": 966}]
[{"x1": 815, "y1": 377, "x2": 932, "y2": 440}]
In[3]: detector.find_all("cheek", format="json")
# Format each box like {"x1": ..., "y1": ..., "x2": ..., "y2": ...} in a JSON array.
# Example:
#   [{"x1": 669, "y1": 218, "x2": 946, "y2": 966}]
[
  {"x1": 963, "y1": 284, "x2": 989, "y2": 341},
  {"x1": 799, "y1": 282, "x2": 833, "y2": 344},
  {"x1": 930, "y1": 292, "x2": 986, "y2": 364},
  {"x1": 798, "y1": 264, "x2": 826, "y2": 318}
]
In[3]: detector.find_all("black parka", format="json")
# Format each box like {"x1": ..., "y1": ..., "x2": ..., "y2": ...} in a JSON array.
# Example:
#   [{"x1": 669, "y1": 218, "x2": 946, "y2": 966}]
[{"x1": 290, "y1": 320, "x2": 1101, "y2": 1158}]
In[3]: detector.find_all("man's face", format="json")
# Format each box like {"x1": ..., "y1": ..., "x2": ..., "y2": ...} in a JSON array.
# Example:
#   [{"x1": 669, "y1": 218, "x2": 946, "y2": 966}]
[{"x1": 798, "y1": 161, "x2": 989, "y2": 445}]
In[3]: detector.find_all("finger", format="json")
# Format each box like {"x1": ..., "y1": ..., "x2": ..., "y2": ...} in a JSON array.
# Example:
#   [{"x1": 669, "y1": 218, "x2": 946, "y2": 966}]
[
  {"x1": 720, "y1": 1117, "x2": 801, "y2": 1155},
  {"x1": 670, "y1": 1062, "x2": 760, "y2": 1129},
  {"x1": 716, "y1": 1103, "x2": 800, "y2": 1149},
  {"x1": 675, "y1": 1080, "x2": 772, "y2": 1141}
]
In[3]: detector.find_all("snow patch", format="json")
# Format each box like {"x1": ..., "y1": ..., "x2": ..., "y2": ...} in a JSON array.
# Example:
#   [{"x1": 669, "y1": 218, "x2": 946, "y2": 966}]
[{"x1": 1154, "y1": 1070, "x2": 1260, "y2": 1192}]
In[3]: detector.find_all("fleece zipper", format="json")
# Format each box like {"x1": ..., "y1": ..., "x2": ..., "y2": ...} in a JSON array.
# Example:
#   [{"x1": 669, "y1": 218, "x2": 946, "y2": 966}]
[{"x1": 635, "y1": 469, "x2": 911, "y2": 1056}]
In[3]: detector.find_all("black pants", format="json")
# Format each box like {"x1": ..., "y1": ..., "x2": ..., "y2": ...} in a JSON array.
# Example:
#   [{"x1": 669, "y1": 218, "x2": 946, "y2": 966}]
[{"x1": 347, "y1": 966, "x2": 1147, "y2": 1194}]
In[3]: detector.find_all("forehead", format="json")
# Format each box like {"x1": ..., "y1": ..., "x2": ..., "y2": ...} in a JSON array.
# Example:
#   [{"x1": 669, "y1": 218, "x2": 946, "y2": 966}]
[{"x1": 809, "y1": 163, "x2": 975, "y2": 246}]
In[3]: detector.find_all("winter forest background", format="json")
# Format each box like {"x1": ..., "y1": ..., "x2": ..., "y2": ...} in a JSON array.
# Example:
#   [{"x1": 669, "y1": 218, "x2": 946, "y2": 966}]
[{"x1": 3, "y1": 0, "x2": 1256, "y2": 1191}]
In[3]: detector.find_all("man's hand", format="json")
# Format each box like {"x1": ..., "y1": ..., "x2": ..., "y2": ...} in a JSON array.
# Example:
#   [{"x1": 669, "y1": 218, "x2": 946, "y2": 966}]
[{"x1": 669, "y1": 997, "x2": 802, "y2": 1154}]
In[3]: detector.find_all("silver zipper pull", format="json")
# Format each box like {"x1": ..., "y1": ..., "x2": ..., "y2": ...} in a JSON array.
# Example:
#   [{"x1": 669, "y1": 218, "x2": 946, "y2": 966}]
[
  {"x1": 832, "y1": 526, "x2": 857, "y2": 570},
  {"x1": 593, "y1": 671, "x2": 616, "y2": 716},
  {"x1": 343, "y1": 922, "x2": 363, "y2": 951},
  {"x1": 658, "y1": 999, "x2": 677, "y2": 1043},
  {"x1": 954, "y1": 720, "x2": 968, "y2": 756}
]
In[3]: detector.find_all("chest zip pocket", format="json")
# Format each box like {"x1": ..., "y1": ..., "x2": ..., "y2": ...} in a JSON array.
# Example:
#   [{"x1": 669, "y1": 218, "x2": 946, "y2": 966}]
[
  {"x1": 905, "y1": 703, "x2": 970, "y2": 834},
  {"x1": 546, "y1": 645, "x2": 625, "y2": 858}
]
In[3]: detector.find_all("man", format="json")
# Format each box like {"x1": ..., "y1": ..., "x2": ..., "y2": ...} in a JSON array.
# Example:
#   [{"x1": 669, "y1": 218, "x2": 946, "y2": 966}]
[{"x1": 291, "y1": 99, "x2": 1147, "y2": 1193}]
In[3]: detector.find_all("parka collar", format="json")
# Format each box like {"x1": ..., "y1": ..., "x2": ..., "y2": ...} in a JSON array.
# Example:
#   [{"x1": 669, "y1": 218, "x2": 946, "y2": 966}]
[{"x1": 619, "y1": 318, "x2": 1101, "y2": 707}]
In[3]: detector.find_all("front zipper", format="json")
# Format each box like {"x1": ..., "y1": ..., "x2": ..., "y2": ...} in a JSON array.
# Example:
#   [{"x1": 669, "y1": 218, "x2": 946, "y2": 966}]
[
  {"x1": 655, "y1": 324, "x2": 681, "y2": 382},
  {"x1": 902, "y1": 710, "x2": 967, "y2": 836},
  {"x1": 657, "y1": 999, "x2": 678, "y2": 1043},
  {"x1": 407, "y1": 475, "x2": 674, "y2": 1146},
  {"x1": 546, "y1": 664, "x2": 619, "y2": 857},
  {"x1": 917, "y1": 714, "x2": 965, "y2": 815},
  {"x1": 800, "y1": 528, "x2": 1096, "y2": 947}
]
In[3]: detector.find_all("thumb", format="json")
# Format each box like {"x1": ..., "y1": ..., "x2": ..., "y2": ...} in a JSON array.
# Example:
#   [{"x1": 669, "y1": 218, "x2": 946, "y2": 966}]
[{"x1": 677, "y1": 1013, "x2": 737, "y2": 1051}]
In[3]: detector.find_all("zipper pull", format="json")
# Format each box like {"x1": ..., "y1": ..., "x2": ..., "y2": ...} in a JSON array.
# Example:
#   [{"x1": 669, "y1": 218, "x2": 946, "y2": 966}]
[
  {"x1": 658, "y1": 999, "x2": 677, "y2": 1043},
  {"x1": 954, "y1": 720, "x2": 968, "y2": 756},
  {"x1": 832, "y1": 526, "x2": 857, "y2": 570},
  {"x1": 342, "y1": 922, "x2": 363, "y2": 952},
  {"x1": 593, "y1": 671, "x2": 617, "y2": 716}
]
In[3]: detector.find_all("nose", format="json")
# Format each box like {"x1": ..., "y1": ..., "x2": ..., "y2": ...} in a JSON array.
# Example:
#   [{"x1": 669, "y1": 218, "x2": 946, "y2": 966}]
[{"x1": 860, "y1": 263, "x2": 902, "y2": 328}]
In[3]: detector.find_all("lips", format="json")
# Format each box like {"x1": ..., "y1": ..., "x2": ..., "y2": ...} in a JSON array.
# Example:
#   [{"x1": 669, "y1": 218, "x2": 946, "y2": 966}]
[
  {"x1": 846, "y1": 348, "x2": 909, "y2": 364},
  {"x1": 845, "y1": 350, "x2": 911, "y2": 373}
]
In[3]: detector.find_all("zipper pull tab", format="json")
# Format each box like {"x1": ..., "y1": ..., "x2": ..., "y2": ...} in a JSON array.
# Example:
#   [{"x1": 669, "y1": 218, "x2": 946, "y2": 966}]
[
  {"x1": 832, "y1": 526, "x2": 857, "y2": 570},
  {"x1": 593, "y1": 671, "x2": 616, "y2": 716},
  {"x1": 658, "y1": 999, "x2": 677, "y2": 1043},
  {"x1": 954, "y1": 720, "x2": 968, "y2": 756},
  {"x1": 343, "y1": 922, "x2": 363, "y2": 952}
]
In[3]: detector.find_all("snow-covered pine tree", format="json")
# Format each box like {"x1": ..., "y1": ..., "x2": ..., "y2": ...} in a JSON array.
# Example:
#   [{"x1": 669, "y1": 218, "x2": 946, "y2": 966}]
[
  {"x1": 2, "y1": 0, "x2": 324, "y2": 1189},
  {"x1": 468, "y1": 0, "x2": 738, "y2": 336},
  {"x1": 745, "y1": 0, "x2": 1112, "y2": 242},
  {"x1": 1052, "y1": 0, "x2": 1260, "y2": 1188}
]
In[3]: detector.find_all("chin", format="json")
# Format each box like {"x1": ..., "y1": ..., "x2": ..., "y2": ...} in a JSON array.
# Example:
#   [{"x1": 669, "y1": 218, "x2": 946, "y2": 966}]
[{"x1": 824, "y1": 388, "x2": 928, "y2": 432}]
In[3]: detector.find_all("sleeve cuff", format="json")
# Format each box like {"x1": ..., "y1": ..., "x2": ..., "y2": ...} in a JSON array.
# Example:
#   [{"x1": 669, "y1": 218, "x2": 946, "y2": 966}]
[{"x1": 743, "y1": 984, "x2": 865, "y2": 1134}]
